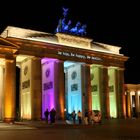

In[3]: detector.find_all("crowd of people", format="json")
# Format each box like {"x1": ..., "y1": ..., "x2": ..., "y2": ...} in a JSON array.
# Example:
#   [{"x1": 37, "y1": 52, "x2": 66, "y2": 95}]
[
  {"x1": 44, "y1": 108, "x2": 101, "y2": 125},
  {"x1": 44, "y1": 108, "x2": 56, "y2": 124},
  {"x1": 71, "y1": 110, "x2": 102, "y2": 125}
]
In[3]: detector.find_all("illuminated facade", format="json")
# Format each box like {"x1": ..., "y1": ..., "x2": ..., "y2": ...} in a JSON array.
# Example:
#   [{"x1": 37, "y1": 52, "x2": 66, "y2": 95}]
[
  {"x1": 0, "y1": 26, "x2": 128, "y2": 122},
  {"x1": 125, "y1": 84, "x2": 140, "y2": 118}
]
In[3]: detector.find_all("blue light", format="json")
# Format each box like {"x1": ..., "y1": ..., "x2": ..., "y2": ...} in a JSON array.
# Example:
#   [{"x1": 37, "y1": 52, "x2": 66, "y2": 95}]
[
  {"x1": 55, "y1": 7, "x2": 87, "y2": 36},
  {"x1": 64, "y1": 62, "x2": 82, "y2": 114}
]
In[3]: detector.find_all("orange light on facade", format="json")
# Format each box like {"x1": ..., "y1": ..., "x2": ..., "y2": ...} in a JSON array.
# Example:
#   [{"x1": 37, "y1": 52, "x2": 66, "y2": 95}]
[
  {"x1": 4, "y1": 91, "x2": 15, "y2": 121},
  {"x1": 4, "y1": 59, "x2": 16, "y2": 122},
  {"x1": 122, "y1": 94, "x2": 126, "y2": 118},
  {"x1": 5, "y1": 101, "x2": 12, "y2": 118},
  {"x1": 60, "y1": 97, "x2": 65, "y2": 119}
]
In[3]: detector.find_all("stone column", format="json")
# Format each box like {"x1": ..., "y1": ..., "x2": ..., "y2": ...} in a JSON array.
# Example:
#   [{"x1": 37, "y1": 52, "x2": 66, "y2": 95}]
[
  {"x1": 81, "y1": 64, "x2": 91, "y2": 117},
  {"x1": 135, "y1": 91, "x2": 139, "y2": 117},
  {"x1": 31, "y1": 57, "x2": 42, "y2": 120},
  {"x1": 117, "y1": 68, "x2": 126, "y2": 118},
  {"x1": 4, "y1": 57, "x2": 16, "y2": 122},
  {"x1": 54, "y1": 60, "x2": 65, "y2": 120},
  {"x1": 0, "y1": 66, "x2": 4, "y2": 120},
  {"x1": 126, "y1": 91, "x2": 131, "y2": 118},
  {"x1": 100, "y1": 66, "x2": 110, "y2": 119}
]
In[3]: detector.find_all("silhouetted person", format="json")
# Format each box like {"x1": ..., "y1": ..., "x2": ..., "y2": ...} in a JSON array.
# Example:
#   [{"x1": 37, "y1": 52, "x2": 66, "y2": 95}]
[
  {"x1": 84, "y1": 111, "x2": 89, "y2": 125},
  {"x1": 72, "y1": 110, "x2": 76, "y2": 124},
  {"x1": 50, "y1": 108, "x2": 56, "y2": 124},
  {"x1": 77, "y1": 110, "x2": 82, "y2": 124},
  {"x1": 44, "y1": 108, "x2": 50, "y2": 123}
]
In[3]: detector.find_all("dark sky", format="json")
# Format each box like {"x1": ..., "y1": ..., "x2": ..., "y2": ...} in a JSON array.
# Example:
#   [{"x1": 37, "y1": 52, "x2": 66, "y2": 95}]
[{"x1": 0, "y1": 1, "x2": 139, "y2": 84}]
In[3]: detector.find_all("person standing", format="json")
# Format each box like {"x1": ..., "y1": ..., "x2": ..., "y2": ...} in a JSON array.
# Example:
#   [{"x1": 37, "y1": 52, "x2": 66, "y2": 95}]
[
  {"x1": 44, "y1": 108, "x2": 50, "y2": 123},
  {"x1": 50, "y1": 108, "x2": 56, "y2": 124},
  {"x1": 72, "y1": 110, "x2": 76, "y2": 124},
  {"x1": 77, "y1": 110, "x2": 82, "y2": 124},
  {"x1": 84, "y1": 111, "x2": 89, "y2": 125}
]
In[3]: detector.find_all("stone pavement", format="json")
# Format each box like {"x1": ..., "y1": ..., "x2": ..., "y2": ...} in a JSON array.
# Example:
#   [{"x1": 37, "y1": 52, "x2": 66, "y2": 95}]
[
  {"x1": 0, "y1": 121, "x2": 36, "y2": 130},
  {"x1": 1, "y1": 118, "x2": 140, "y2": 129},
  {"x1": 0, "y1": 119, "x2": 102, "y2": 129},
  {"x1": 1, "y1": 118, "x2": 140, "y2": 140},
  {"x1": 13, "y1": 120, "x2": 93, "y2": 129}
]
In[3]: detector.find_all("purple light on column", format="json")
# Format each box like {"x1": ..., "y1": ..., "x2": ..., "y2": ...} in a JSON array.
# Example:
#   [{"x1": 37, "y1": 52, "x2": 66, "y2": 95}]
[
  {"x1": 41, "y1": 58, "x2": 58, "y2": 118},
  {"x1": 41, "y1": 58, "x2": 58, "y2": 64}
]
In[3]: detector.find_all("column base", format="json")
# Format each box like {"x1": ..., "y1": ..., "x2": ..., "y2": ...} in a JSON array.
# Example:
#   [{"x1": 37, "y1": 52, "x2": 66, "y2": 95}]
[{"x1": 4, "y1": 118, "x2": 15, "y2": 123}]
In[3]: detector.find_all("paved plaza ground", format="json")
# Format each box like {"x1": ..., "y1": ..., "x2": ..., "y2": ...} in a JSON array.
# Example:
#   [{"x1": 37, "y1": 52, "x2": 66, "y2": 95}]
[{"x1": 0, "y1": 118, "x2": 140, "y2": 140}]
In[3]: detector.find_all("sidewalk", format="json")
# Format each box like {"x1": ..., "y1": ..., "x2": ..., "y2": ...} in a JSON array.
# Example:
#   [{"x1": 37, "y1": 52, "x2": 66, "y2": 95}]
[
  {"x1": 1, "y1": 118, "x2": 139, "y2": 129},
  {"x1": 13, "y1": 119, "x2": 101, "y2": 129},
  {"x1": 0, "y1": 121, "x2": 36, "y2": 130},
  {"x1": 15, "y1": 120, "x2": 67, "y2": 127}
]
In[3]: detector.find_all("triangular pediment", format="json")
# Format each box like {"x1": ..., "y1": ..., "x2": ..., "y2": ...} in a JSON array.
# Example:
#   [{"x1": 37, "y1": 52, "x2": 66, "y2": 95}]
[
  {"x1": 0, "y1": 37, "x2": 19, "y2": 48},
  {"x1": 0, "y1": 37, "x2": 19, "y2": 54},
  {"x1": 0, "y1": 26, "x2": 122, "y2": 55}
]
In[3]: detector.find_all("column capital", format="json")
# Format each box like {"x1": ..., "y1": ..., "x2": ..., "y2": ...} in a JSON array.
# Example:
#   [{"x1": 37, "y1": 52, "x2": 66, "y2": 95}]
[
  {"x1": 85, "y1": 63, "x2": 91, "y2": 67},
  {"x1": 56, "y1": 60, "x2": 64, "y2": 63},
  {"x1": 102, "y1": 65, "x2": 108, "y2": 69},
  {"x1": 5, "y1": 52, "x2": 16, "y2": 59},
  {"x1": 118, "y1": 67, "x2": 125, "y2": 71},
  {"x1": 32, "y1": 56, "x2": 42, "y2": 60},
  {"x1": 5, "y1": 59, "x2": 15, "y2": 63}
]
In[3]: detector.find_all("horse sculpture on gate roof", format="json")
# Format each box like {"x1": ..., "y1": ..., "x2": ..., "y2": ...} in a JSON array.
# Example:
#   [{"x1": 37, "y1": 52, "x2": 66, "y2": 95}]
[{"x1": 55, "y1": 7, "x2": 87, "y2": 36}]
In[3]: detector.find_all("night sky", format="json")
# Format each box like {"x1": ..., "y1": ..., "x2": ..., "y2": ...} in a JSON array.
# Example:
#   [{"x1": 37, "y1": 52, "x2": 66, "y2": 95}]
[{"x1": 0, "y1": 1, "x2": 139, "y2": 84}]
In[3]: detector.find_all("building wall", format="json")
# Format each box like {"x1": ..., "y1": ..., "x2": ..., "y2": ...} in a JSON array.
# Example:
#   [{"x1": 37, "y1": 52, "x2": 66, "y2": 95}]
[
  {"x1": 90, "y1": 65, "x2": 101, "y2": 111},
  {"x1": 66, "y1": 64, "x2": 82, "y2": 114},
  {"x1": 125, "y1": 84, "x2": 140, "y2": 118},
  {"x1": 0, "y1": 66, "x2": 4, "y2": 120},
  {"x1": 20, "y1": 58, "x2": 32, "y2": 119},
  {"x1": 0, "y1": 57, "x2": 127, "y2": 121},
  {"x1": 0, "y1": 32, "x2": 128, "y2": 121},
  {"x1": 108, "y1": 67, "x2": 117, "y2": 118}
]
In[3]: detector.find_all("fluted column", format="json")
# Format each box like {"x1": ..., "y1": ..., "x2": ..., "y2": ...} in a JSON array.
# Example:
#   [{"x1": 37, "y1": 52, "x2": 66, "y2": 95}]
[
  {"x1": 4, "y1": 57, "x2": 16, "y2": 122},
  {"x1": 126, "y1": 91, "x2": 131, "y2": 118},
  {"x1": 0, "y1": 66, "x2": 4, "y2": 120},
  {"x1": 100, "y1": 66, "x2": 110, "y2": 119},
  {"x1": 31, "y1": 57, "x2": 42, "y2": 120},
  {"x1": 81, "y1": 64, "x2": 92, "y2": 116},
  {"x1": 117, "y1": 68, "x2": 126, "y2": 118},
  {"x1": 135, "y1": 91, "x2": 139, "y2": 117},
  {"x1": 54, "y1": 60, "x2": 65, "y2": 120}
]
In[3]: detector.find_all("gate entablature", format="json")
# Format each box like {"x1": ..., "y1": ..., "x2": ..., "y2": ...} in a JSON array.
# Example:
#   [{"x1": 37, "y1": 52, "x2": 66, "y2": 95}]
[{"x1": 0, "y1": 37, "x2": 19, "y2": 60}]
